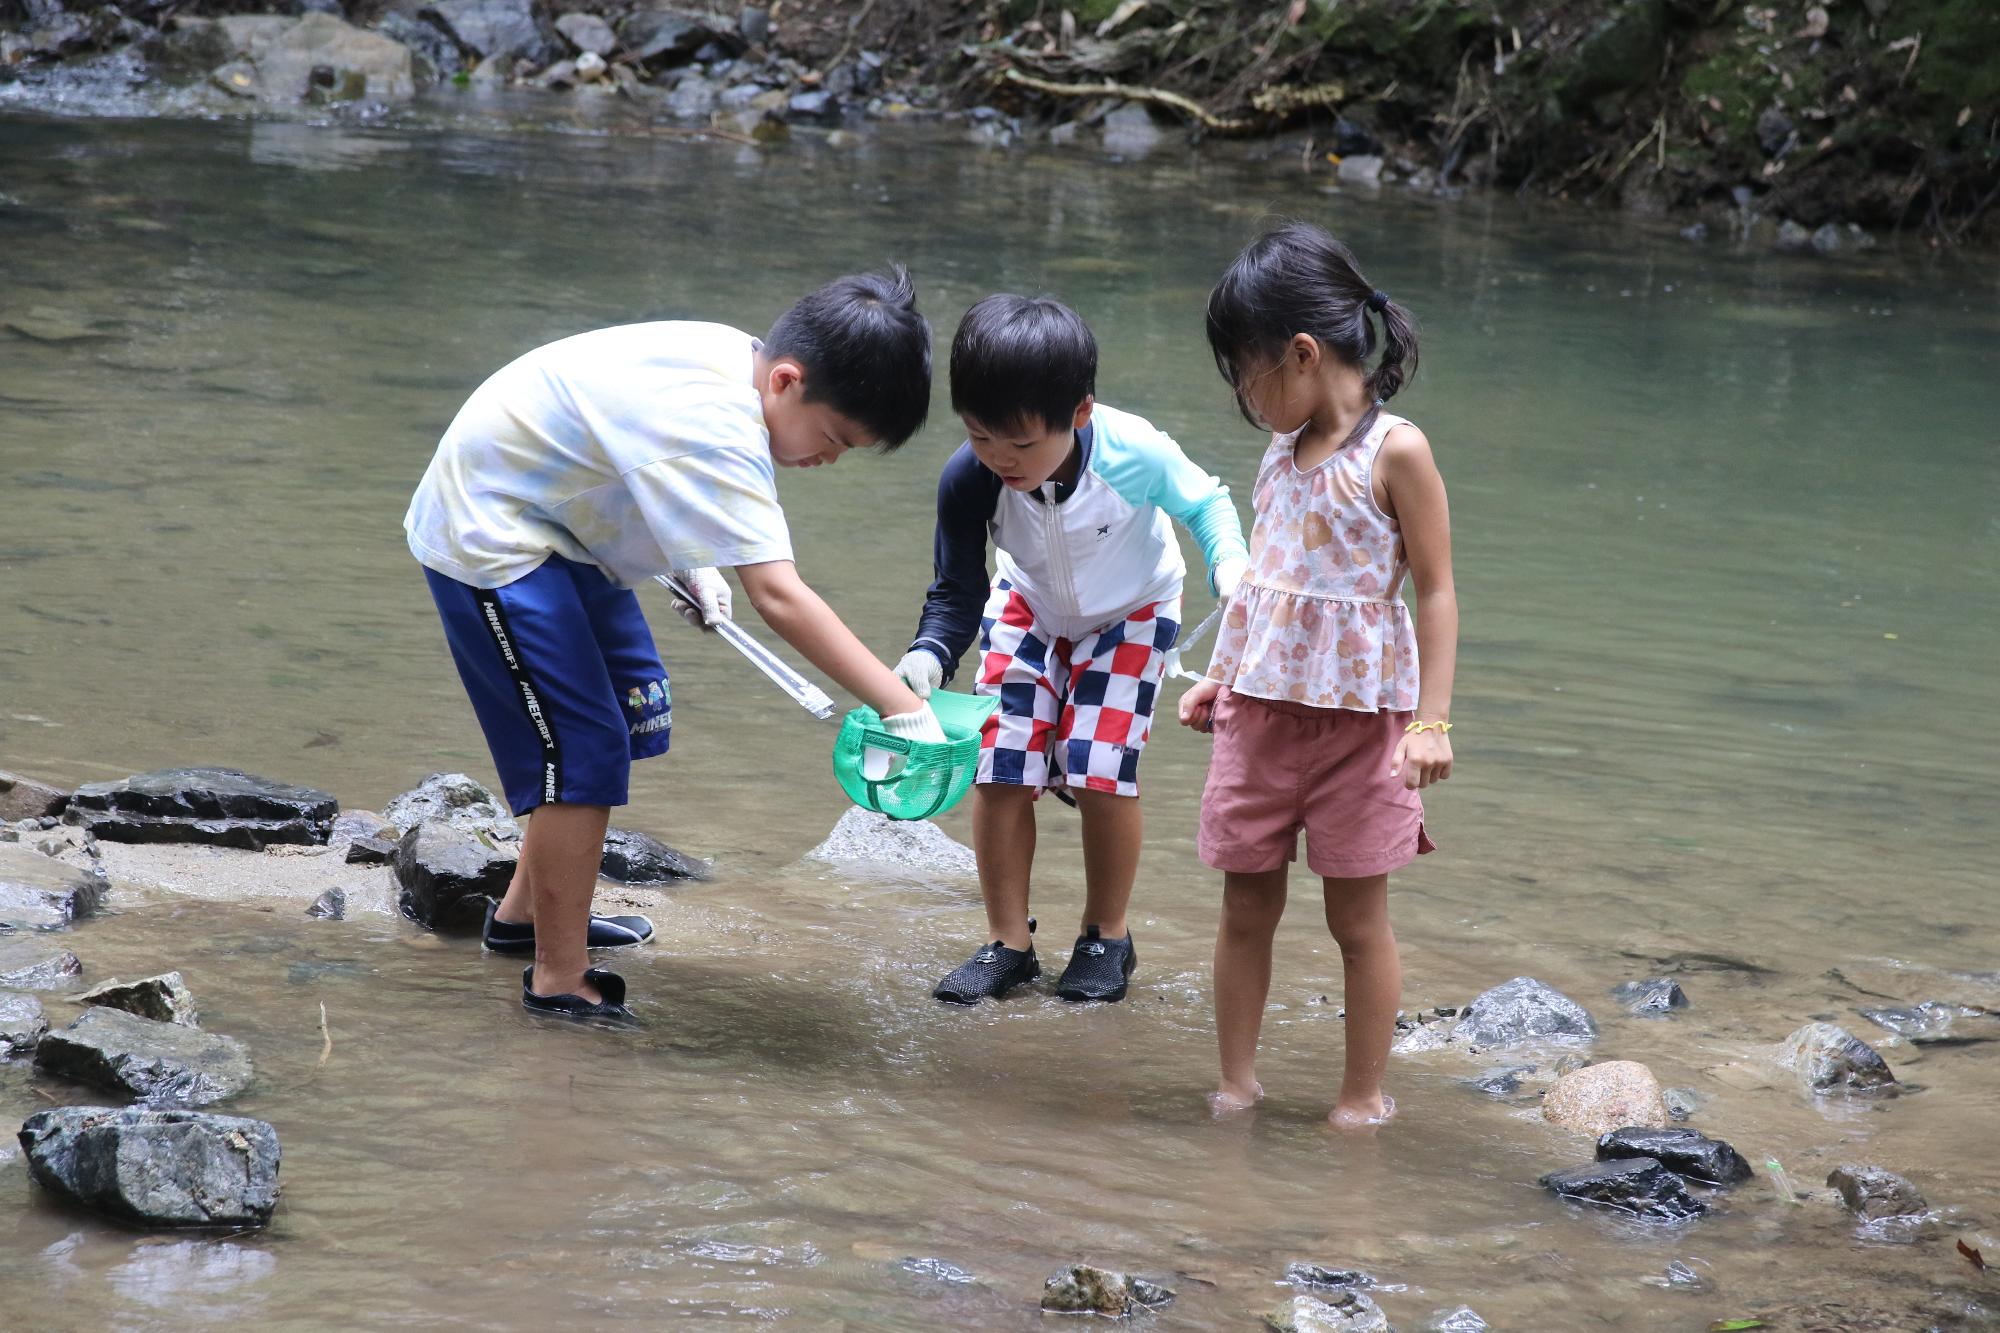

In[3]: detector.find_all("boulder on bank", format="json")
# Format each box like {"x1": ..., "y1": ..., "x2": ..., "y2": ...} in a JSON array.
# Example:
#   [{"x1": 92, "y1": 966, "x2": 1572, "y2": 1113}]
[
  {"x1": 1540, "y1": 1156, "x2": 1707, "y2": 1221},
  {"x1": 1266, "y1": 1290, "x2": 1392, "y2": 1332},
  {"x1": 381, "y1": 773, "x2": 520, "y2": 842},
  {"x1": 1827, "y1": 1164, "x2": 1928, "y2": 1220},
  {"x1": 1449, "y1": 976, "x2": 1597, "y2": 1050},
  {"x1": 600, "y1": 826, "x2": 709, "y2": 883},
  {"x1": 0, "y1": 991, "x2": 49, "y2": 1058},
  {"x1": 0, "y1": 770, "x2": 66, "y2": 822},
  {"x1": 67, "y1": 767, "x2": 337, "y2": 850},
  {"x1": 0, "y1": 843, "x2": 106, "y2": 929},
  {"x1": 423, "y1": 0, "x2": 561, "y2": 65},
  {"x1": 0, "y1": 937, "x2": 83, "y2": 990},
  {"x1": 1542, "y1": 1060, "x2": 1667, "y2": 1137},
  {"x1": 180, "y1": 12, "x2": 415, "y2": 103},
  {"x1": 18, "y1": 1105, "x2": 280, "y2": 1227},
  {"x1": 1779, "y1": 1021, "x2": 1896, "y2": 1093},
  {"x1": 79, "y1": 971, "x2": 200, "y2": 1028},
  {"x1": 1597, "y1": 1126, "x2": 1752, "y2": 1186},
  {"x1": 34, "y1": 1007, "x2": 251, "y2": 1106},
  {"x1": 394, "y1": 821, "x2": 516, "y2": 930}
]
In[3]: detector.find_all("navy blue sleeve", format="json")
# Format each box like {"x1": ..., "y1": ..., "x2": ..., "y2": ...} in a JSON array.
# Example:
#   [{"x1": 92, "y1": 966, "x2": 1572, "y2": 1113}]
[{"x1": 911, "y1": 442, "x2": 1000, "y2": 684}]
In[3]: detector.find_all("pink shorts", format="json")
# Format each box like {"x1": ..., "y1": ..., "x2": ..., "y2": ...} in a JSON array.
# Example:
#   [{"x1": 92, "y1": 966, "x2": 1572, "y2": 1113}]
[{"x1": 1198, "y1": 690, "x2": 1435, "y2": 878}]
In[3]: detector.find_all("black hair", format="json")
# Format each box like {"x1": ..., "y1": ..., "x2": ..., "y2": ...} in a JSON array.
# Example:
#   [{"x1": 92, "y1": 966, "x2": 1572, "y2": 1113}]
[
  {"x1": 1205, "y1": 221, "x2": 1419, "y2": 426},
  {"x1": 949, "y1": 294, "x2": 1098, "y2": 434},
  {"x1": 765, "y1": 264, "x2": 932, "y2": 450}
]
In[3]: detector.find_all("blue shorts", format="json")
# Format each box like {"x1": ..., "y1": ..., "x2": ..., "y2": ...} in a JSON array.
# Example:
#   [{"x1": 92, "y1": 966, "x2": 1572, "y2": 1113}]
[{"x1": 423, "y1": 553, "x2": 671, "y2": 816}]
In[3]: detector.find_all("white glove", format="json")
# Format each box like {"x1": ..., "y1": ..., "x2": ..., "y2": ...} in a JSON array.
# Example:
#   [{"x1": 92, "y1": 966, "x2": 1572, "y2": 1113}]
[
  {"x1": 864, "y1": 703, "x2": 948, "y2": 780},
  {"x1": 1213, "y1": 557, "x2": 1248, "y2": 604},
  {"x1": 893, "y1": 648, "x2": 944, "y2": 699},
  {"x1": 669, "y1": 568, "x2": 731, "y2": 630}
]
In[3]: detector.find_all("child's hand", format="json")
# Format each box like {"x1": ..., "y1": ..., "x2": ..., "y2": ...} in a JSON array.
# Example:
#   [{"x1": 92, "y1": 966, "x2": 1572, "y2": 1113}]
[
  {"x1": 893, "y1": 648, "x2": 943, "y2": 699},
  {"x1": 668, "y1": 568, "x2": 732, "y2": 629},
  {"x1": 1178, "y1": 677, "x2": 1223, "y2": 733},
  {"x1": 1391, "y1": 728, "x2": 1453, "y2": 789}
]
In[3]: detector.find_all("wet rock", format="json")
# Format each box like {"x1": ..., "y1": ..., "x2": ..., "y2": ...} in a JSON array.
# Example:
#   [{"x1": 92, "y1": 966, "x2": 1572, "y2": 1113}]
[
  {"x1": 600, "y1": 827, "x2": 709, "y2": 883},
  {"x1": 207, "y1": 13, "x2": 415, "y2": 103},
  {"x1": 421, "y1": 0, "x2": 559, "y2": 65},
  {"x1": 1780, "y1": 1021, "x2": 1895, "y2": 1093},
  {"x1": 801, "y1": 806, "x2": 976, "y2": 878},
  {"x1": 1101, "y1": 100, "x2": 1163, "y2": 154},
  {"x1": 0, "y1": 771, "x2": 66, "y2": 822},
  {"x1": 536, "y1": 58, "x2": 578, "y2": 88},
  {"x1": 574, "y1": 50, "x2": 606, "y2": 81},
  {"x1": 35, "y1": 1008, "x2": 251, "y2": 1106},
  {"x1": 18, "y1": 1105, "x2": 280, "y2": 1228},
  {"x1": 0, "y1": 937, "x2": 82, "y2": 990},
  {"x1": 1539, "y1": 1157, "x2": 1706, "y2": 1221},
  {"x1": 1827, "y1": 1164, "x2": 1927, "y2": 1220},
  {"x1": 329, "y1": 809, "x2": 392, "y2": 843},
  {"x1": 79, "y1": 972, "x2": 199, "y2": 1028},
  {"x1": 1450, "y1": 976, "x2": 1596, "y2": 1050},
  {"x1": 1424, "y1": 1309, "x2": 1490, "y2": 1332},
  {"x1": 1041, "y1": 1263, "x2": 1132, "y2": 1316},
  {"x1": 0, "y1": 844, "x2": 106, "y2": 930},
  {"x1": 1642, "y1": 1259, "x2": 1712, "y2": 1293},
  {"x1": 1337, "y1": 154, "x2": 1385, "y2": 188},
  {"x1": 375, "y1": 11, "x2": 460, "y2": 81},
  {"x1": 1597, "y1": 1126, "x2": 1752, "y2": 1185},
  {"x1": 1542, "y1": 1060, "x2": 1666, "y2": 1136},
  {"x1": 1, "y1": 819, "x2": 101, "y2": 877},
  {"x1": 666, "y1": 71, "x2": 719, "y2": 118},
  {"x1": 0, "y1": 992, "x2": 48, "y2": 1058},
  {"x1": 380, "y1": 773, "x2": 519, "y2": 842},
  {"x1": 788, "y1": 88, "x2": 840, "y2": 123},
  {"x1": 1610, "y1": 976, "x2": 1688, "y2": 1015},
  {"x1": 394, "y1": 821, "x2": 516, "y2": 930},
  {"x1": 344, "y1": 833, "x2": 397, "y2": 865},
  {"x1": 1662, "y1": 1086, "x2": 1704, "y2": 1121},
  {"x1": 1266, "y1": 1290, "x2": 1391, "y2": 1332},
  {"x1": 1286, "y1": 1264, "x2": 1387, "y2": 1291},
  {"x1": 1390, "y1": 1006, "x2": 1456, "y2": 1054},
  {"x1": 68, "y1": 768, "x2": 337, "y2": 850},
  {"x1": 553, "y1": 11, "x2": 614, "y2": 56},
  {"x1": 737, "y1": 5, "x2": 768, "y2": 47},
  {"x1": 622, "y1": 7, "x2": 736, "y2": 65},
  {"x1": 1857, "y1": 1001, "x2": 1993, "y2": 1047},
  {"x1": 1775, "y1": 219, "x2": 1814, "y2": 254},
  {"x1": 898, "y1": 1255, "x2": 975, "y2": 1284},
  {"x1": 305, "y1": 888, "x2": 346, "y2": 920},
  {"x1": 1467, "y1": 1066, "x2": 1532, "y2": 1098}
]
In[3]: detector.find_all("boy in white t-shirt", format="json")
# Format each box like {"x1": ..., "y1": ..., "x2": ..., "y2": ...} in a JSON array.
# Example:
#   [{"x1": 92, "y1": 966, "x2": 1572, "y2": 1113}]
[{"x1": 405, "y1": 267, "x2": 944, "y2": 1024}]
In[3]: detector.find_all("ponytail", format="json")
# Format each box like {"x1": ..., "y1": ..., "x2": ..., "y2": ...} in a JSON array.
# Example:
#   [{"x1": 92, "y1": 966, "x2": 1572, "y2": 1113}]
[{"x1": 1206, "y1": 221, "x2": 1420, "y2": 406}]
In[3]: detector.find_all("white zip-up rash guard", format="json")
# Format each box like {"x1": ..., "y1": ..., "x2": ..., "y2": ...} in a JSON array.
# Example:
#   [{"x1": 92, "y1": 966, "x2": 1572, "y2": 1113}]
[{"x1": 910, "y1": 403, "x2": 1249, "y2": 681}]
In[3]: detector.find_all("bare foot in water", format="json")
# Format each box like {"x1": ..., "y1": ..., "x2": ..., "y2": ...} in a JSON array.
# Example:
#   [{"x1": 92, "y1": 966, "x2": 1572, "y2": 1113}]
[
  {"x1": 1328, "y1": 1094, "x2": 1395, "y2": 1130},
  {"x1": 1207, "y1": 1081, "x2": 1264, "y2": 1117}
]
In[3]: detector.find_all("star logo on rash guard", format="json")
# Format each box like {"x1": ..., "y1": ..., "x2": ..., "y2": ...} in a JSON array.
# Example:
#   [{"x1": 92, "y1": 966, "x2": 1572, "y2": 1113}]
[{"x1": 1096, "y1": 523, "x2": 1111, "y2": 537}]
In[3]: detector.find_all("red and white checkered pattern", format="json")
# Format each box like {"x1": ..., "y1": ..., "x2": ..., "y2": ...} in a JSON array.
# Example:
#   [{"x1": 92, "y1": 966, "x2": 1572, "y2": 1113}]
[{"x1": 975, "y1": 582, "x2": 1180, "y2": 797}]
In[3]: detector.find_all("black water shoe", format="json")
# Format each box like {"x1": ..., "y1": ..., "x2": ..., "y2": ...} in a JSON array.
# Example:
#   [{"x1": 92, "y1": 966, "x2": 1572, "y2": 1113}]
[
  {"x1": 521, "y1": 966, "x2": 639, "y2": 1026},
  {"x1": 483, "y1": 900, "x2": 655, "y2": 954},
  {"x1": 1055, "y1": 926, "x2": 1135, "y2": 1002},
  {"x1": 933, "y1": 921, "x2": 1040, "y2": 1005}
]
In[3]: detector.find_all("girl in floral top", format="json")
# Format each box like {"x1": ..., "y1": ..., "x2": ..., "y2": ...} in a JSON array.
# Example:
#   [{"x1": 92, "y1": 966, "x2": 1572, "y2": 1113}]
[{"x1": 1179, "y1": 222, "x2": 1458, "y2": 1128}]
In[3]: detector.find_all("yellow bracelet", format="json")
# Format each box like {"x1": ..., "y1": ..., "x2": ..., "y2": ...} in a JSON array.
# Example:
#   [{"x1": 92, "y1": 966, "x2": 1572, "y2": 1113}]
[{"x1": 1404, "y1": 719, "x2": 1453, "y2": 734}]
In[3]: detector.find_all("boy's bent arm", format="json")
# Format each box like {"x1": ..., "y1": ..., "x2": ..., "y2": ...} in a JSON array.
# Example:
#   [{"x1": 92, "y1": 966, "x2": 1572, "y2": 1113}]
[
  {"x1": 736, "y1": 560, "x2": 925, "y2": 718},
  {"x1": 1099, "y1": 423, "x2": 1249, "y2": 592},
  {"x1": 910, "y1": 444, "x2": 999, "y2": 682}
]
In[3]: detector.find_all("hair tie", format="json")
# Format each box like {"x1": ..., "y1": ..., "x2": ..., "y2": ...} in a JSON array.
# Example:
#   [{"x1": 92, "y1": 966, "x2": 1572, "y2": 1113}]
[{"x1": 1366, "y1": 289, "x2": 1390, "y2": 313}]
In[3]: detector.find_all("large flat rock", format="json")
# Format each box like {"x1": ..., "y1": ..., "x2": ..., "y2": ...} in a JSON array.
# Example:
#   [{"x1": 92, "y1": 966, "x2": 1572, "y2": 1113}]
[
  {"x1": 35, "y1": 1007, "x2": 251, "y2": 1106},
  {"x1": 19, "y1": 1105, "x2": 280, "y2": 1227},
  {"x1": 0, "y1": 843, "x2": 106, "y2": 929},
  {"x1": 68, "y1": 767, "x2": 337, "y2": 850},
  {"x1": 601, "y1": 826, "x2": 709, "y2": 883}
]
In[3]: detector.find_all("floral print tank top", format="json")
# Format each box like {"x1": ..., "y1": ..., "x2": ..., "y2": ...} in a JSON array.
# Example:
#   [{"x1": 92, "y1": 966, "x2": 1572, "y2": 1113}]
[{"x1": 1207, "y1": 409, "x2": 1420, "y2": 712}]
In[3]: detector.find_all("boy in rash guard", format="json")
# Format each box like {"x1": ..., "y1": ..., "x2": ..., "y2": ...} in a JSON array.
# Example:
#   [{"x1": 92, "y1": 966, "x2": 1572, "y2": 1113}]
[{"x1": 894, "y1": 295, "x2": 1248, "y2": 1005}]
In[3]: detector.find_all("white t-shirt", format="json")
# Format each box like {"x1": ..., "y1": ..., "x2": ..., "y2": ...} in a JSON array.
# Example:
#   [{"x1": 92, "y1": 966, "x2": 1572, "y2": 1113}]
[{"x1": 404, "y1": 322, "x2": 794, "y2": 589}]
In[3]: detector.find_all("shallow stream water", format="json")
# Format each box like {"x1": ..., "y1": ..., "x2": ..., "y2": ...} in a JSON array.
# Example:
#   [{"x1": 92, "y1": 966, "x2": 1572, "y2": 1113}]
[{"x1": 2, "y1": 108, "x2": 1997, "y2": 1329}]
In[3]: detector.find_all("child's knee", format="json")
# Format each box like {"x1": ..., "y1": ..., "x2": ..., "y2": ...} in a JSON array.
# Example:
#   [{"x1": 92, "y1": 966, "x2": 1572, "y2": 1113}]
[{"x1": 1220, "y1": 878, "x2": 1285, "y2": 934}]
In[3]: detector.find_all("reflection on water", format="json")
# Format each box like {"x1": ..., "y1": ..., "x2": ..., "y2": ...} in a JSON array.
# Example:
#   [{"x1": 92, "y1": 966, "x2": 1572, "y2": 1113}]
[{"x1": 1, "y1": 111, "x2": 1997, "y2": 1329}]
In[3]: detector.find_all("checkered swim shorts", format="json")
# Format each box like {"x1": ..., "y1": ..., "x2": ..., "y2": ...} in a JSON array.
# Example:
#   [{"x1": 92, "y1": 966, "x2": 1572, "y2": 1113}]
[{"x1": 975, "y1": 579, "x2": 1181, "y2": 797}]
